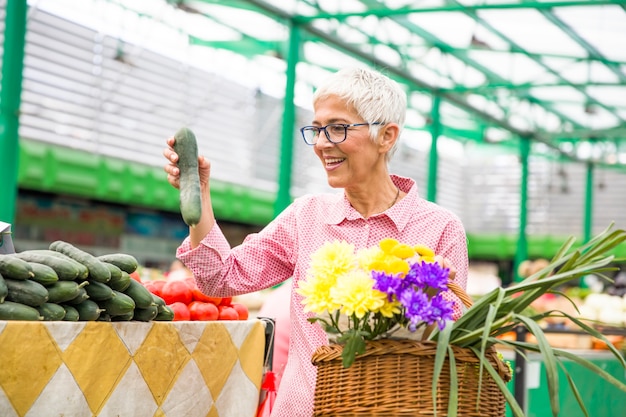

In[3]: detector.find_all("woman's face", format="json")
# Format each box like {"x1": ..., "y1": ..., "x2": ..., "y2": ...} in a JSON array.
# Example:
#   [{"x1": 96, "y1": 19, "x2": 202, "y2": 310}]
[{"x1": 312, "y1": 95, "x2": 387, "y2": 189}]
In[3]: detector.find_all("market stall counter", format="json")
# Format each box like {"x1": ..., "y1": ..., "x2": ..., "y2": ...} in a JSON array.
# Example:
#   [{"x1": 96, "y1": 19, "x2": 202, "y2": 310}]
[{"x1": 0, "y1": 319, "x2": 267, "y2": 417}]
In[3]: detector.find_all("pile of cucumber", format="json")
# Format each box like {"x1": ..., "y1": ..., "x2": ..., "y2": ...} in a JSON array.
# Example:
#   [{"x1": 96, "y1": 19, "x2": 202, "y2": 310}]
[{"x1": 0, "y1": 240, "x2": 174, "y2": 322}]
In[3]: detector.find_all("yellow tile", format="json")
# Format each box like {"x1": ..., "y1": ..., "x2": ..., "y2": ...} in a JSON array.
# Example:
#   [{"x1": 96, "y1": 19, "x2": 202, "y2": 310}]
[
  {"x1": 238, "y1": 321, "x2": 265, "y2": 390},
  {"x1": 0, "y1": 322, "x2": 62, "y2": 416},
  {"x1": 206, "y1": 404, "x2": 220, "y2": 417},
  {"x1": 193, "y1": 323, "x2": 238, "y2": 400},
  {"x1": 134, "y1": 322, "x2": 191, "y2": 404},
  {"x1": 62, "y1": 322, "x2": 132, "y2": 413}
]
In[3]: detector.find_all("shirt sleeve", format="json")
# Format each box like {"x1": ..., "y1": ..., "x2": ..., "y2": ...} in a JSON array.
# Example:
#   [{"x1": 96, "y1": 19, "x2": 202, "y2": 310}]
[
  {"x1": 176, "y1": 204, "x2": 299, "y2": 297},
  {"x1": 436, "y1": 216, "x2": 470, "y2": 319}
]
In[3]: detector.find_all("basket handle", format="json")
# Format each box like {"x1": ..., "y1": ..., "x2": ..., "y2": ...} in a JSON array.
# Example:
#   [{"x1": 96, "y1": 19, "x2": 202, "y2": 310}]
[{"x1": 448, "y1": 281, "x2": 473, "y2": 308}]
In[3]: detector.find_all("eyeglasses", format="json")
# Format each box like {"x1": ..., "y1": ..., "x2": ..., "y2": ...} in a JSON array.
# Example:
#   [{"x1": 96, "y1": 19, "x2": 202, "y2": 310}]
[{"x1": 300, "y1": 122, "x2": 382, "y2": 145}]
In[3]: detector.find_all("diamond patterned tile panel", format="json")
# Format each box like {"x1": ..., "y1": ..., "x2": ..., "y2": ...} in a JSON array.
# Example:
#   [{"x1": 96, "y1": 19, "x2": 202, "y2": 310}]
[{"x1": 0, "y1": 320, "x2": 267, "y2": 417}]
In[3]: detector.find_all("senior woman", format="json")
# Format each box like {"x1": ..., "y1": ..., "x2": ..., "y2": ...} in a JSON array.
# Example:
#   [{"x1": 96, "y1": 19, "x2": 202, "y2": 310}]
[{"x1": 163, "y1": 66, "x2": 468, "y2": 417}]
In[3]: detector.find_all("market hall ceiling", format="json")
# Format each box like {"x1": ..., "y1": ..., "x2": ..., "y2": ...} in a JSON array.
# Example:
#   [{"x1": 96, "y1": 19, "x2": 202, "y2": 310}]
[{"x1": 45, "y1": 0, "x2": 626, "y2": 166}]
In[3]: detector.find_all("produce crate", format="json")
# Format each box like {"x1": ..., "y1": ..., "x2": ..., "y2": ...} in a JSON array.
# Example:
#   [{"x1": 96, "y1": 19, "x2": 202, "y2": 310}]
[{"x1": 0, "y1": 320, "x2": 266, "y2": 417}]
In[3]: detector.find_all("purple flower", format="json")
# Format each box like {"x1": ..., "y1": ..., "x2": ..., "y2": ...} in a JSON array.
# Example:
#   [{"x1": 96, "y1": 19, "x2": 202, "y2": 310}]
[
  {"x1": 372, "y1": 271, "x2": 402, "y2": 301},
  {"x1": 406, "y1": 261, "x2": 450, "y2": 291},
  {"x1": 421, "y1": 294, "x2": 455, "y2": 329}
]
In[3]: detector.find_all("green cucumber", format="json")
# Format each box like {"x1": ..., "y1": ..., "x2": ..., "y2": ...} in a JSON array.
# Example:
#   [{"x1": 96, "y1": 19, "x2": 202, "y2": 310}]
[
  {"x1": 64, "y1": 287, "x2": 90, "y2": 305},
  {"x1": 97, "y1": 254, "x2": 138, "y2": 274},
  {"x1": 5, "y1": 278, "x2": 49, "y2": 307},
  {"x1": 173, "y1": 127, "x2": 202, "y2": 227},
  {"x1": 123, "y1": 279, "x2": 155, "y2": 309},
  {"x1": 97, "y1": 312, "x2": 111, "y2": 322},
  {"x1": 73, "y1": 299, "x2": 104, "y2": 321},
  {"x1": 152, "y1": 293, "x2": 166, "y2": 309},
  {"x1": 46, "y1": 280, "x2": 88, "y2": 304},
  {"x1": 111, "y1": 311, "x2": 134, "y2": 321},
  {"x1": 102, "y1": 262, "x2": 123, "y2": 282},
  {"x1": 0, "y1": 273, "x2": 7, "y2": 303},
  {"x1": 99, "y1": 290, "x2": 135, "y2": 316},
  {"x1": 28, "y1": 262, "x2": 59, "y2": 286},
  {"x1": 49, "y1": 241, "x2": 110, "y2": 283},
  {"x1": 154, "y1": 305, "x2": 175, "y2": 321},
  {"x1": 0, "y1": 301, "x2": 43, "y2": 321},
  {"x1": 36, "y1": 302, "x2": 67, "y2": 321},
  {"x1": 62, "y1": 305, "x2": 80, "y2": 321},
  {"x1": 15, "y1": 250, "x2": 88, "y2": 280},
  {"x1": 132, "y1": 305, "x2": 158, "y2": 322},
  {"x1": 108, "y1": 270, "x2": 132, "y2": 292},
  {"x1": 0, "y1": 254, "x2": 34, "y2": 280},
  {"x1": 85, "y1": 280, "x2": 114, "y2": 301}
]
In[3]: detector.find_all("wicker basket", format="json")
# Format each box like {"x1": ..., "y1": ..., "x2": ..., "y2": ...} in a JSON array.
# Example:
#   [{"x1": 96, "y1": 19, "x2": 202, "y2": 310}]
[{"x1": 312, "y1": 339, "x2": 512, "y2": 417}]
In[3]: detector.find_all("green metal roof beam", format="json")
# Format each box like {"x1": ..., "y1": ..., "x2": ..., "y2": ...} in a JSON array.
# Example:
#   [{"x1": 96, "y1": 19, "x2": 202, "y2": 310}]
[
  {"x1": 188, "y1": 36, "x2": 282, "y2": 57},
  {"x1": 294, "y1": 1, "x2": 626, "y2": 22},
  {"x1": 540, "y1": 8, "x2": 626, "y2": 83},
  {"x1": 450, "y1": 1, "x2": 620, "y2": 129}
]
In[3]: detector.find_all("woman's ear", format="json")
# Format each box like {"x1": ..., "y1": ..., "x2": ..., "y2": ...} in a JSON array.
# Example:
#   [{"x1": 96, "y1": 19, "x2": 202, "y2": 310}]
[{"x1": 378, "y1": 123, "x2": 400, "y2": 154}]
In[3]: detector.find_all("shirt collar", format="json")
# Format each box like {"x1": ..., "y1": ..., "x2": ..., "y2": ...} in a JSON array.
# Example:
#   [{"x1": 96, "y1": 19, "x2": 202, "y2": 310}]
[{"x1": 325, "y1": 174, "x2": 419, "y2": 230}]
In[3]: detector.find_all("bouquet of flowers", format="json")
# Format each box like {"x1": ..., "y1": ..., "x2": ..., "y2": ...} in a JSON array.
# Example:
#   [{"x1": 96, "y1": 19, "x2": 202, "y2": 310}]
[
  {"x1": 297, "y1": 238, "x2": 458, "y2": 367},
  {"x1": 299, "y1": 225, "x2": 626, "y2": 417}
]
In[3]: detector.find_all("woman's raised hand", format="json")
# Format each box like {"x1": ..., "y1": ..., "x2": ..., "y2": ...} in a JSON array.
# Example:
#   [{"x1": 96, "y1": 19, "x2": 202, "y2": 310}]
[{"x1": 163, "y1": 136, "x2": 211, "y2": 190}]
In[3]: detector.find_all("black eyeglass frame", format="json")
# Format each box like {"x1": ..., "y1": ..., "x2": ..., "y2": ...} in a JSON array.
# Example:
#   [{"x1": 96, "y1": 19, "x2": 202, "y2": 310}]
[{"x1": 299, "y1": 122, "x2": 382, "y2": 145}]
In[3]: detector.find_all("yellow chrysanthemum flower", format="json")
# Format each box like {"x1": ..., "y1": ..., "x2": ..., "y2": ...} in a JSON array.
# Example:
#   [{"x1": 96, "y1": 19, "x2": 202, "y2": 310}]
[
  {"x1": 413, "y1": 244, "x2": 435, "y2": 258},
  {"x1": 389, "y1": 242, "x2": 415, "y2": 259},
  {"x1": 330, "y1": 269, "x2": 386, "y2": 319},
  {"x1": 378, "y1": 238, "x2": 399, "y2": 253},
  {"x1": 376, "y1": 299, "x2": 402, "y2": 318},
  {"x1": 308, "y1": 240, "x2": 356, "y2": 280},
  {"x1": 296, "y1": 273, "x2": 341, "y2": 314}
]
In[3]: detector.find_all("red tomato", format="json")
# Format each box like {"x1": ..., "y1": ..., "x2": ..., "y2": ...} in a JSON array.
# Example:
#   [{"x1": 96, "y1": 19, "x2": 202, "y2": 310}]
[
  {"x1": 219, "y1": 297, "x2": 233, "y2": 306},
  {"x1": 231, "y1": 303, "x2": 249, "y2": 320},
  {"x1": 218, "y1": 305, "x2": 239, "y2": 321},
  {"x1": 161, "y1": 280, "x2": 193, "y2": 305},
  {"x1": 130, "y1": 271, "x2": 142, "y2": 282},
  {"x1": 143, "y1": 280, "x2": 166, "y2": 297},
  {"x1": 169, "y1": 302, "x2": 190, "y2": 321},
  {"x1": 188, "y1": 301, "x2": 219, "y2": 321}
]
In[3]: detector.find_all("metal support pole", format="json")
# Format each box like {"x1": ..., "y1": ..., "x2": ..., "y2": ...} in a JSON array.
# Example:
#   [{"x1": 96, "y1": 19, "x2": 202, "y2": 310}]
[
  {"x1": 427, "y1": 95, "x2": 441, "y2": 203},
  {"x1": 274, "y1": 21, "x2": 300, "y2": 217},
  {"x1": 514, "y1": 136, "x2": 530, "y2": 282},
  {"x1": 0, "y1": 0, "x2": 27, "y2": 223}
]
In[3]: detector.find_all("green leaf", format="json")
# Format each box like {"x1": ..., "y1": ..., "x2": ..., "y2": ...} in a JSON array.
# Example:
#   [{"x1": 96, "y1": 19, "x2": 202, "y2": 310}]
[
  {"x1": 432, "y1": 324, "x2": 453, "y2": 417},
  {"x1": 446, "y1": 345, "x2": 458, "y2": 417},
  {"x1": 468, "y1": 346, "x2": 525, "y2": 417},
  {"x1": 515, "y1": 316, "x2": 560, "y2": 417},
  {"x1": 558, "y1": 361, "x2": 589, "y2": 417},
  {"x1": 340, "y1": 330, "x2": 366, "y2": 368}
]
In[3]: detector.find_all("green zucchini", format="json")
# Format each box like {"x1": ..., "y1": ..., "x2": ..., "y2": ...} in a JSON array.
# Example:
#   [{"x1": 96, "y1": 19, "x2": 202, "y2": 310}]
[
  {"x1": 123, "y1": 279, "x2": 155, "y2": 309},
  {"x1": 5, "y1": 278, "x2": 49, "y2": 307},
  {"x1": 85, "y1": 280, "x2": 114, "y2": 301},
  {"x1": 46, "y1": 280, "x2": 88, "y2": 304},
  {"x1": 61, "y1": 305, "x2": 80, "y2": 321},
  {"x1": 0, "y1": 273, "x2": 7, "y2": 303},
  {"x1": 28, "y1": 262, "x2": 59, "y2": 286},
  {"x1": 99, "y1": 290, "x2": 135, "y2": 316},
  {"x1": 0, "y1": 301, "x2": 43, "y2": 321},
  {"x1": 0, "y1": 254, "x2": 34, "y2": 280},
  {"x1": 15, "y1": 250, "x2": 88, "y2": 280},
  {"x1": 97, "y1": 254, "x2": 138, "y2": 274},
  {"x1": 132, "y1": 305, "x2": 158, "y2": 322},
  {"x1": 173, "y1": 127, "x2": 202, "y2": 227},
  {"x1": 49, "y1": 241, "x2": 110, "y2": 283},
  {"x1": 108, "y1": 270, "x2": 132, "y2": 292},
  {"x1": 73, "y1": 299, "x2": 104, "y2": 321},
  {"x1": 37, "y1": 302, "x2": 67, "y2": 321}
]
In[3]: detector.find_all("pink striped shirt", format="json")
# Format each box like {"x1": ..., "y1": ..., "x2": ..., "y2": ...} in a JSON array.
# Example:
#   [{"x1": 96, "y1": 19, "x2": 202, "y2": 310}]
[{"x1": 177, "y1": 174, "x2": 468, "y2": 417}]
